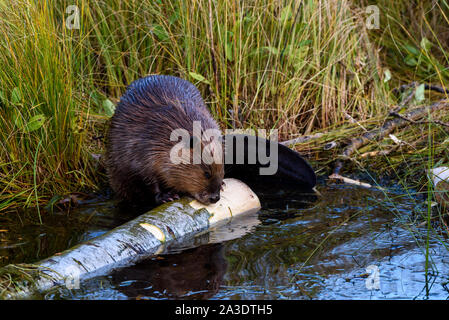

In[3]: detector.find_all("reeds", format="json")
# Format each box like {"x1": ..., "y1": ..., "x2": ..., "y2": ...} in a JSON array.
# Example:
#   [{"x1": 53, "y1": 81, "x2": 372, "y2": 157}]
[{"x1": 0, "y1": 0, "x2": 447, "y2": 212}]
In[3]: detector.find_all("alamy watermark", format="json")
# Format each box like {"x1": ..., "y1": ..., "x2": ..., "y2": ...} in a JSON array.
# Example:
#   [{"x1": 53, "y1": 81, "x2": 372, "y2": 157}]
[
  {"x1": 66, "y1": 5, "x2": 80, "y2": 30},
  {"x1": 169, "y1": 121, "x2": 279, "y2": 176},
  {"x1": 365, "y1": 5, "x2": 380, "y2": 30},
  {"x1": 365, "y1": 265, "x2": 380, "y2": 290},
  {"x1": 64, "y1": 266, "x2": 80, "y2": 290}
]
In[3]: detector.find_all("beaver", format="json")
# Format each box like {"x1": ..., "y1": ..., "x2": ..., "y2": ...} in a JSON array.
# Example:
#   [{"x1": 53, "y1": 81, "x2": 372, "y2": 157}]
[{"x1": 106, "y1": 75, "x2": 224, "y2": 205}]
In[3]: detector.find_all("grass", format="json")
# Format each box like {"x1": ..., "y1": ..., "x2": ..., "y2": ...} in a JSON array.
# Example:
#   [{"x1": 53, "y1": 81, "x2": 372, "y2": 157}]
[
  {"x1": 360, "y1": 0, "x2": 449, "y2": 86},
  {"x1": 0, "y1": 0, "x2": 447, "y2": 215},
  {"x1": 0, "y1": 1, "x2": 448, "y2": 299},
  {"x1": 0, "y1": 0, "x2": 102, "y2": 211}
]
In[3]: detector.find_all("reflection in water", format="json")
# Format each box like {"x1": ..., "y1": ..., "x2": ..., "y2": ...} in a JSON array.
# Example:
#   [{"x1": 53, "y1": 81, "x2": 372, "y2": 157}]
[
  {"x1": 2, "y1": 181, "x2": 449, "y2": 300},
  {"x1": 111, "y1": 244, "x2": 227, "y2": 299}
]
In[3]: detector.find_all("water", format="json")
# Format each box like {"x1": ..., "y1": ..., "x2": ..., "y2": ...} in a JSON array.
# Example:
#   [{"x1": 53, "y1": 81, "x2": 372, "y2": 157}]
[{"x1": 1, "y1": 182, "x2": 448, "y2": 300}]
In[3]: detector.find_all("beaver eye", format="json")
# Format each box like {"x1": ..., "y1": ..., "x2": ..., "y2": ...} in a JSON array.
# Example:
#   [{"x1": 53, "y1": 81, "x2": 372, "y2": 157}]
[{"x1": 204, "y1": 171, "x2": 211, "y2": 179}]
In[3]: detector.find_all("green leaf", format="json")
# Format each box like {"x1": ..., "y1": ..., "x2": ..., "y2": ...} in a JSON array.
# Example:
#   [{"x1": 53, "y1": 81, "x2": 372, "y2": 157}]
[
  {"x1": 249, "y1": 46, "x2": 279, "y2": 57},
  {"x1": 420, "y1": 37, "x2": 432, "y2": 51},
  {"x1": 298, "y1": 39, "x2": 312, "y2": 47},
  {"x1": 189, "y1": 72, "x2": 210, "y2": 85},
  {"x1": 102, "y1": 98, "x2": 116, "y2": 117},
  {"x1": 383, "y1": 69, "x2": 392, "y2": 83},
  {"x1": 404, "y1": 55, "x2": 418, "y2": 66},
  {"x1": 280, "y1": 6, "x2": 292, "y2": 23},
  {"x1": 152, "y1": 25, "x2": 169, "y2": 41},
  {"x1": 262, "y1": 46, "x2": 279, "y2": 55},
  {"x1": 225, "y1": 42, "x2": 233, "y2": 61},
  {"x1": 25, "y1": 114, "x2": 46, "y2": 132},
  {"x1": 13, "y1": 109, "x2": 24, "y2": 130},
  {"x1": 414, "y1": 84, "x2": 425, "y2": 102},
  {"x1": 243, "y1": 16, "x2": 253, "y2": 24},
  {"x1": 11, "y1": 87, "x2": 22, "y2": 105},
  {"x1": 169, "y1": 11, "x2": 179, "y2": 25},
  {"x1": 404, "y1": 44, "x2": 420, "y2": 56}
]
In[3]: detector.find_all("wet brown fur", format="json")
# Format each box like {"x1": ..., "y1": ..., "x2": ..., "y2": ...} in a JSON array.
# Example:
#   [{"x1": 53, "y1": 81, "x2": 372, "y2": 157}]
[{"x1": 106, "y1": 75, "x2": 224, "y2": 205}]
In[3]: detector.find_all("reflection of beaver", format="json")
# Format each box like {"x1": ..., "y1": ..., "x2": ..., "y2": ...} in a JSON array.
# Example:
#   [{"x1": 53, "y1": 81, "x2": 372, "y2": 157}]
[
  {"x1": 111, "y1": 244, "x2": 227, "y2": 299},
  {"x1": 106, "y1": 75, "x2": 224, "y2": 205}
]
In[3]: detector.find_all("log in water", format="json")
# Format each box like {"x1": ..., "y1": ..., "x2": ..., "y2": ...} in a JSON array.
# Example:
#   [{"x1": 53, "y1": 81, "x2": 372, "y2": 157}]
[
  {"x1": 429, "y1": 167, "x2": 449, "y2": 209},
  {"x1": 1, "y1": 178, "x2": 260, "y2": 299}
]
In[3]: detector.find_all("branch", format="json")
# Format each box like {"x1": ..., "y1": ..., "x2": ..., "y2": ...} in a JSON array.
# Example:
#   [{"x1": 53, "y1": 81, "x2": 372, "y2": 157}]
[
  {"x1": 393, "y1": 82, "x2": 449, "y2": 96},
  {"x1": 280, "y1": 133, "x2": 324, "y2": 146},
  {"x1": 333, "y1": 99, "x2": 449, "y2": 175}
]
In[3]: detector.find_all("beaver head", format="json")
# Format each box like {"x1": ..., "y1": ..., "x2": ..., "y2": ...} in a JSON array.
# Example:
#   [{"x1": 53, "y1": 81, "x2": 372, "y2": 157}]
[{"x1": 165, "y1": 132, "x2": 224, "y2": 205}]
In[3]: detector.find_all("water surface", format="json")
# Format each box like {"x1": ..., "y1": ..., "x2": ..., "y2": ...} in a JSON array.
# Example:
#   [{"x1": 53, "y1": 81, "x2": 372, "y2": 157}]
[{"x1": 1, "y1": 181, "x2": 448, "y2": 299}]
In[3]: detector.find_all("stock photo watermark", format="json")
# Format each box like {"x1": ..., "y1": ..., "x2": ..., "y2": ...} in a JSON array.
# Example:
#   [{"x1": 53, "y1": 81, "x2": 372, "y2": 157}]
[
  {"x1": 365, "y1": 5, "x2": 380, "y2": 30},
  {"x1": 64, "y1": 266, "x2": 80, "y2": 290},
  {"x1": 66, "y1": 5, "x2": 80, "y2": 30},
  {"x1": 169, "y1": 121, "x2": 279, "y2": 175},
  {"x1": 365, "y1": 265, "x2": 381, "y2": 290}
]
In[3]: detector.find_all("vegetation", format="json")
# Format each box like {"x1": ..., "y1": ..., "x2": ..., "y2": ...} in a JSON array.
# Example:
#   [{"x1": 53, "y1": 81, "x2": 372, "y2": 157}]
[{"x1": 0, "y1": 0, "x2": 448, "y2": 213}]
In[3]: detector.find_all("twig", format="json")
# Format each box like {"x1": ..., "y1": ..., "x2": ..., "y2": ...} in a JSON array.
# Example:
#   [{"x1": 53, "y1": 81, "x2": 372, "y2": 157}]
[
  {"x1": 359, "y1": 145, "x2": 400, "y2": 158},
  {"x1": 393, "y1": 82, "x2": 449, "y2": 95},
  {"x1": 280, "y1": 133, "x2": 324, "y2": 146},
  {"x1": 328, "y1": 173, "x2": 373, "y2": 188},
  {"x1": 392, "y1": 81, "x2": 418, "y2": 95},
  {"x1": 333, "y1": 99, "x2": 449, "y2": 175},
  {"x1": 425, "y1": 84, "x2": 449, "y2": 95},
  {"x1": 343, "y1": 111, "x2": 368, "y2": 132},
  {"x1": 390, "y1": 111, "x2": 449, "y2": 128}
]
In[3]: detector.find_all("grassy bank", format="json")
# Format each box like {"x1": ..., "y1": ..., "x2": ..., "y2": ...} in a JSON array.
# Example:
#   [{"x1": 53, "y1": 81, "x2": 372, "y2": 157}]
[{"x1": 0, "y1": 0, "x2": 447, "y2": 213}]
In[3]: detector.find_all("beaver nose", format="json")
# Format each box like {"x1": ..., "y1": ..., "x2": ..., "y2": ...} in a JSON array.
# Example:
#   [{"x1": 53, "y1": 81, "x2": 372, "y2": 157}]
[{"x1": 209, "y1": 194, "x2": 220, "y2": 203}]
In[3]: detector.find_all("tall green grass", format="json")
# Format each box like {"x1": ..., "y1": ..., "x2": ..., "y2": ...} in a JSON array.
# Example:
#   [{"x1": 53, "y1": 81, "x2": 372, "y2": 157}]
[
  {"x1": 0, "y1": 1, "x2": 100, "y2": 211},
  {"x1": 358, "y1": 0, "x2": 449, "y2": 86},
  {"x1": 351, "y1": 1, "x2": 449, "y2": 183},
  {"x1": 2, "y1": 0, "x2": 448, "y2": 213},
  {"x1": 0, "y1": 0, "x2": 392, "y2": 211},
  {"x1": 75, "y1": 0, "x2": 390, "y2": 131}
]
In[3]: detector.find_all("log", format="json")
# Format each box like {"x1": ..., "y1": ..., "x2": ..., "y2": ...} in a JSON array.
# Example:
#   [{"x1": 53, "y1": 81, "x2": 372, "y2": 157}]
[
  {"x1": 0, "y1": 178, "x2": 260, "y2": 299},
  {"x1": 429, "y1": 167, "x2": 449, "y2": 210}
]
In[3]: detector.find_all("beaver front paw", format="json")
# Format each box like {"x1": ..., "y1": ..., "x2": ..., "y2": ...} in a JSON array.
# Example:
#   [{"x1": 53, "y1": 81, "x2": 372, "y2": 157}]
[{"x1": 155, "y1": 191, "x2": 180, "y2": 204}]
